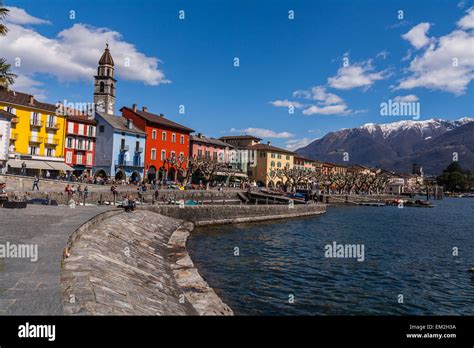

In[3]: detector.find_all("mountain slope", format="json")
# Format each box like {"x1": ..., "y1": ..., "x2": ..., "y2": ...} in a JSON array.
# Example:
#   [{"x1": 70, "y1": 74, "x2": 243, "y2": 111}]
[{"x1": 296, "y1": 118, "x2": 474, "y2": 174}]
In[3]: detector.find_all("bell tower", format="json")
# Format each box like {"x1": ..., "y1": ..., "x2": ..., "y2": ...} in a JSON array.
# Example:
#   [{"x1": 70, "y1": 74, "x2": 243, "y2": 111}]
[{"x1": 94, "y1": 44, "x2": 116, "y2": 115}]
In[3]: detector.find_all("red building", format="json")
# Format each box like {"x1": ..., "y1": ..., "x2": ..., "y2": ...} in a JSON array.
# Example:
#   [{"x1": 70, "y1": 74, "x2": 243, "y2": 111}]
[
  {"x1": 64, "y1": 114, "x2": 97, "y2": 177},
  {"x1": 120, "y1": 105, "x2": 194, "y2": 182}
]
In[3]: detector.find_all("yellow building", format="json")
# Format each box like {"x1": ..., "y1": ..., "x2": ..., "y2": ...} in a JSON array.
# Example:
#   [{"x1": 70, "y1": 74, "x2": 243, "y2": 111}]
[
  {"x1": 0, "y1": 87, "x2": 72, "y2": 176},
  {"x1": 246, "y1": 142, "x2": 295, "y2": 187}
]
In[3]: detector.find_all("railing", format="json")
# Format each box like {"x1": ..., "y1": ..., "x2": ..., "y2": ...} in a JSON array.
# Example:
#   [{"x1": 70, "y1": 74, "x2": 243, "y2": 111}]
[
  {"x1": 135, "y1": 147, "x2": 144, "y2": 153},
  {"x1": 114, "y1": 160, "x2": 144, "y2": 168},
  {"x1": 29, "y1": 136, "x2": 43, "y2": 143},
  {"x1": 120, "y1": 145, "x2": 129, "y2": 152},
  {"x1": 30, "y1": 119, "x2": 43, "y2": 127},
  {"x1": 45, "y1": 122, "x2": 60, "y2": 130},
  {"x1": 44, "y1": 138, "x2": 59, "y2": 145}
]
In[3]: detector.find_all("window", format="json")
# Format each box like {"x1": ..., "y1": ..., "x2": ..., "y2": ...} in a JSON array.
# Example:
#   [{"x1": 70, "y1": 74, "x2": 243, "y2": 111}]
[
  {"x1": 171, "y1": 151, "x2": 176, "y2": 159},
  {"x1": 161, "y1": 150, "x2": 166, "y2": 160},
  {"x1": 120, "y1": 139, "x2": 125, "y2": 150},
  {"x1": 162, "y1": 132, "x2": 166, "y2": 141},
  {"x1": 285, "y1": 163, "x2": 290, "y2": 169},
  {"x1": 66, "y1": 151, "x2": 72, "y2": 163},
  {"x1": 99, "y1": 125, "x2": 105, "y2": 133},
  {"x1": 78, "y1": 124, "x2": 84, "y2": 135},
  {"x1": 76, "y1": 154, "x2": 83, "y2": 164},
  {"x1": 277, "y1": 154, "x2": 282, "y2": 159},
  {"x1": 87, "y1": 140, "x2": 92, "y2": 151},
  {"x1": 180, "y1": 135, "x2": 184, "y2": 144},
  {"x1": 286, "y1": 155, "x2": 290, "y2": 160},
  {"x1": 29, "y1": 146, "x2": 38, "y2": 155},
  {"x1": 198, "y1": 149, "x2": 202, "y2": 157},
  {"x1": 87, "y1": 154, "x2": 93, "y2": 165},
  {"x1": 152, "y1": 130, "x2": 157, "y2": 140},
  {"x1": 46, "y1": 148, "x2": 54, "y2": 157},
  {"x1": 277, "y1": 162, "x2": 282, "y2": 168},
  {"x1": 271, "y1": 161, "x2": 275, "y2": 167},
  {"x1": 100, "y1": 82, "x2": 105, "y2": 92},
  {"x1": 213, "y1": 152, "x2": 218, "y2": 160},
  {"x1": 205, "y1": 150, "x2": 210, "y2": 159},
  {"x1": 179, "y1": 152, "x2": 184, "y2": 160},
  {"x1": 172, "y1": 133, "x2": 176, "y2": 143},
  {"x1": 66, "y1": 137, "x2": 73, "y2": 148},
  {"x1": 88, "y1": 126, "x2": 95, "y2": 137},
  {"x1": 151, "y1": 149, "x2": 156, "y2": 160},
  {"x1": 271, "y1": 153, "x2": 275, "y2": 158},
  {"x1": 77, "y1": 139, "x2": 84, "y2": 150}
]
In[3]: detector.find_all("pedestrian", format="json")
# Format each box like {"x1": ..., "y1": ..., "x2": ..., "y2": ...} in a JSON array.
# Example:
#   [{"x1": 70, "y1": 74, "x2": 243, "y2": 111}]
[
  {"x1": 84, "y1": 186, "x2": 89, "y2": 201},
  {"x1": 111, "y1": 184, "x2": 118, "y2": 204},
  {"x1": 45, "y1": 170, "x2": 51, "y2": 179},
  {"x1": 32, "y1": 175, "x2": 40, "y2": 191},
  {"x1": 21, "y1": 162, "x2": 27, "y2": 176},
  {"x1": 77, "y1": 185, "x2": 83, "y2": 200}
]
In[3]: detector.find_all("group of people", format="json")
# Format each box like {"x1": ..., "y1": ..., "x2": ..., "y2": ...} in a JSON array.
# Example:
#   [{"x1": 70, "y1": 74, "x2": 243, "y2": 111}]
[{"x1": 65, "y1": 184, "x2": 89, "y2": 200}]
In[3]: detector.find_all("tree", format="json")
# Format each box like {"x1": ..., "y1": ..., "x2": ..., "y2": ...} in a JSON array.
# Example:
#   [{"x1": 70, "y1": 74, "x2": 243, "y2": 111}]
[
  {"x1": 0, "y1": 7, "x2": 16, "y2": 88},
  {"x1": 437, "y1": 162, "x2": 470, "y2": 192}
]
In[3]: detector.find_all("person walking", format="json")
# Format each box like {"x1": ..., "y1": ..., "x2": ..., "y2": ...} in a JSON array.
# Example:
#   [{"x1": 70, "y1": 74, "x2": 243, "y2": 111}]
[
  {"x1": 45, "y1": 170, "x2": 51, "y2": 179},
  {"x1": 111, "y1": 184, "x2": 118, "y2": 205},
  {"x1": 77, "y1": 185, "x2": 83, "y2": 200},
  {"x1": 32, "y1": 176, "x2": 40, "y2": 191},
  {"x1": 83, "y1": 186, "x2": 89, "y2": 201}
]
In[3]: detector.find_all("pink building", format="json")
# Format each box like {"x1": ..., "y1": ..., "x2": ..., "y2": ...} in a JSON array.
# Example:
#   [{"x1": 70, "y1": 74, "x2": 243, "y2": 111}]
[{"x1": 190, "y1": 134, "x2": 234, "y2": 163}]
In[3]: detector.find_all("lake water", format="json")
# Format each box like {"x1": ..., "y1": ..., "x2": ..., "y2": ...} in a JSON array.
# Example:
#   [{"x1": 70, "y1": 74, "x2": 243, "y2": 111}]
[{"x1": 188, "y1": 198, "x2": 474, "y2": 315}]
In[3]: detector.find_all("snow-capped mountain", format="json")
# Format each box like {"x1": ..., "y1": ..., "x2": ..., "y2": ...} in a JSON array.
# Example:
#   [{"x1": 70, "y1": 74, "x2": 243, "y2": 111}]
[{"x1": 296, "y1": 118, "x2": 474, "y2": 174}]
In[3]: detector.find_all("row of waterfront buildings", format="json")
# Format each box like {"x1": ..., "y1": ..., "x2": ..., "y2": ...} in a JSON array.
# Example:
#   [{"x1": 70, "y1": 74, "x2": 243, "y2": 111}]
[{"x1": 0, "y1": 45, "x2": 424, "y2": 190}]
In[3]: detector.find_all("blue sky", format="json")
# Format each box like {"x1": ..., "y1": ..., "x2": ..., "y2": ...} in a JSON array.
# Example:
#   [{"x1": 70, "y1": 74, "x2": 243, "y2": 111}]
[{"x1": 2, "y1": 0, "x2": 474, "y2": 150}]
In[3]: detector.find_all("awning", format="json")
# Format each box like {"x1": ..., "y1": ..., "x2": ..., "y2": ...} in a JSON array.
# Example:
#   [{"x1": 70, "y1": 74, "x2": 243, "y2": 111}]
[
  {"x1": 6, "y1": 159, "x2": 51, "y2": 170},
  {"x1": 6, "y1": 159, "x2": 74, "y2": 171},
  {"x1": 45, "y1": 161, "x2": 74, "y2": 171}
]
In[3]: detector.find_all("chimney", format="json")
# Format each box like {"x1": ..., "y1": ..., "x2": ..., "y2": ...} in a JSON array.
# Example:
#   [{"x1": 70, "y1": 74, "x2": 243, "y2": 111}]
[
  {"x1": 159, "y1": 113, "x2": 164, "y2": 117},
  {"x1": 29, "y1": 95, "x2": 34, "y2": 106},
  {"x1": 142, "y1": 106, "x2": 148, "y2": 112},
  {"x1": 197, "y1": 133, "x2": 202, "y2": 138},
  {"x1": 132, "y1": 104, "x2": 137, "y2": 112},
  {"x1": 267, "y1": 141, "x2": 271, "y2": 146}
]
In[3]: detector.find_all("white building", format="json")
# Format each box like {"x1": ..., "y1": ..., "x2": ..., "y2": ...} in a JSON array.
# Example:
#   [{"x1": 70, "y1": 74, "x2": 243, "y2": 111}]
[
  {"x1": 386, "y1": 177, "x2": 405, "y2": 195},
  {"x1": 0, "y1": 108, "x2": 14, "y2": 173}
]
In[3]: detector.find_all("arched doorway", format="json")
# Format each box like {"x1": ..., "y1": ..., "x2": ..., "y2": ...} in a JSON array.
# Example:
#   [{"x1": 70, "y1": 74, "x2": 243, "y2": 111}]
[
  {"x1": 147, "y1": 166, "x2": 157, "y2": 182},
  {"x1": 167, "y1": 167, "x2": 176, "y2": 181},
  {"x1": 130, "y1": 171, "x2": 141, "y2": 183},
  {"x1": 115, "y1": 170, "x2": 125, "y2": 181},
  {"x1": 94, "y1": 169, "x2": 107, "y2": 178}
]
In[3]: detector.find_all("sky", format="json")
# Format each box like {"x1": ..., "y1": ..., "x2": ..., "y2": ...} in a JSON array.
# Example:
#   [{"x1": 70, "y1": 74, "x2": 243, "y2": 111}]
[{"x1": 1, "y1": 0, "x2": 474, "y2": 150}]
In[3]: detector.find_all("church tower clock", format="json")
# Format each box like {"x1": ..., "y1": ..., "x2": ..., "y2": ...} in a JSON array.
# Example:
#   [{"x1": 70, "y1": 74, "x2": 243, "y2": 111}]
[{"x1": 94, "y1": 44, "x2": 116, "y2": 115}]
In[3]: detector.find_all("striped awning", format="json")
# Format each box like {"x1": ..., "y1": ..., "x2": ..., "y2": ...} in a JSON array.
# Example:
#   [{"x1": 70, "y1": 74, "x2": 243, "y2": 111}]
[{"x1": 6, "y1": 159, "x2": 74, "y2": 171}]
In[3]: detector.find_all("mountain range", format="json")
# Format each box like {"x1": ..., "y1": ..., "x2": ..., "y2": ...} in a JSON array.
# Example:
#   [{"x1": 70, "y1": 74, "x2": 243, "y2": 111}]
[{"x1": 296, "y1": 118, "x2": 474, "y2": 174}]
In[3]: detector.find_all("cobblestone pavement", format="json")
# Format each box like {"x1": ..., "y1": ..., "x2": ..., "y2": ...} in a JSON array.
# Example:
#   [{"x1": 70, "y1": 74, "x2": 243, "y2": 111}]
[
  {"x1": 61, "y1": 210, "x2": 197, "y2": 315},
  {"x1": 0, "y1": 205, "x2": 113, "y2": 315}
]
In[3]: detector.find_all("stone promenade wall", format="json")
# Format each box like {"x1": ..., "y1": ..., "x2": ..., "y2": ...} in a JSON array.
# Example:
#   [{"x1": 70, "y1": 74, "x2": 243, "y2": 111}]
[
  {"x1": 144, "y1": 203, "x2": 326, "y2": 226},
  {"x1": 60, "y1": 210, "x2": 232, "y2": 315}
]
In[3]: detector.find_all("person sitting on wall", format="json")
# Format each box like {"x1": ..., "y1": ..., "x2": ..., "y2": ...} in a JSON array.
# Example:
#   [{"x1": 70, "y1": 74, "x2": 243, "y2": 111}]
[{"x1": 123, "y1": 195, "x2": 135, "y2": 212}]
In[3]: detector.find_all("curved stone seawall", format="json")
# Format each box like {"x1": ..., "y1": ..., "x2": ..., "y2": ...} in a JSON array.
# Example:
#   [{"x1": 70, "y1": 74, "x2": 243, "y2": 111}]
[
  {"x1": 143, "y1": 203, "x2": 326, "y2": 226},
  {"x1": 60, "y1": 210, "x2": 232, "y2": 315}
]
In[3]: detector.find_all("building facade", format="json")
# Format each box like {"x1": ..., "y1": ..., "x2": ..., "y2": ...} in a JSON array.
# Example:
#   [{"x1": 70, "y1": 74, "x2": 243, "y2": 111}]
[
  {"x1": 190, "y1": 133, "x2": 234, "y2": 162},
  {"x1": 0, "y1": 109, "x2": 13, "y2": 172},
  {"x1": 121, "y1": 105, "x2": 194, "y2": 182},
  {"x1": 93, "y1": 111, "x2": 146, "y2": 182},
  {"x1": 219, "y1": 135, "x2": 261, "y2": 173},
  {"x1": 0, "y1": 87, "x2": 71, "y2": 176},
  {"x1": 246, "y1": 142, "x2": 295, "y2": 187},
  {"x1": 64, "y1": 113, "x2": 97, "y2": 177}
]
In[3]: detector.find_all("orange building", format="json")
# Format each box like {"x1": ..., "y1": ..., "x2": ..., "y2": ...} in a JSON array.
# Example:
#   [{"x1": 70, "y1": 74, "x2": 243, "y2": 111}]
[{"x1": 120, "y1": 105, "x2": 194, "y2": 182}]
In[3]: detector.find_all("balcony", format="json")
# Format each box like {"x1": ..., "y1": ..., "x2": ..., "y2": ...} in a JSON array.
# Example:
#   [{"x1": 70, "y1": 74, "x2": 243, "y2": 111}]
[
  {"x1": 114, "y1": 160, "x2": 144, "y2": 168},
  {"x1": 29, "y1": 136, "x2": 43, "y2": 144},
  {"x1": 45, "y1": 122, "x2": 60, "y2": 130},
  {"x1": 119, "y1": 145, "x2": 129, "y2": 153},
  {"x1": 135, "y1": 147, "x2": 144, "y2": 153},
  {"x1": 30, "y1": 119, "x2": 43, "y2": 127},
  {"x1": 44, "y1": 138, "x2": 59, "y2": 146}
]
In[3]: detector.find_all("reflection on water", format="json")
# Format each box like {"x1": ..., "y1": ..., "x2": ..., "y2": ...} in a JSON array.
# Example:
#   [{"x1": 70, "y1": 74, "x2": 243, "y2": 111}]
[{"x1": 187, "y1": 199, "x2": 474, "y2": 315}]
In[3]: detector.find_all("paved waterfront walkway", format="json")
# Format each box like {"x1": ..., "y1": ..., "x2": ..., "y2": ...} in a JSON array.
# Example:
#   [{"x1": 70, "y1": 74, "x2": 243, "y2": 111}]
[{"x1": 0, "y1": 205, "x2": 113, "y2": 315}]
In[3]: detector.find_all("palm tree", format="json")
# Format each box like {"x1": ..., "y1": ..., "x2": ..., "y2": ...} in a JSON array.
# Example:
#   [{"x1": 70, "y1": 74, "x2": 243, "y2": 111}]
[
  {"x1": 0, "y1": 7, "x2": 9, "y2": 36},
  {"x1": 0, "y1": 7, "x2": 15, "y2": 88},
  {"x1": 0, "y1": 58, "x2": 17, "y2": 87}
]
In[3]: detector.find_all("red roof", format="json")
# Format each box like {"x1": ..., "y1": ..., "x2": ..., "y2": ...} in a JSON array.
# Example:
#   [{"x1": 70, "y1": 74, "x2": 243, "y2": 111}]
[{"x1": 121, "y1": 106, "x2": 194, "y2": 133}]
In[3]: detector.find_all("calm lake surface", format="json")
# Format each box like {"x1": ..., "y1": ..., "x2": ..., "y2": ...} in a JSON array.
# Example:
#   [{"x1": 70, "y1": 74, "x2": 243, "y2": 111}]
[{"x1": 188, "y1": 198, "x2": 474, "y2": 315}]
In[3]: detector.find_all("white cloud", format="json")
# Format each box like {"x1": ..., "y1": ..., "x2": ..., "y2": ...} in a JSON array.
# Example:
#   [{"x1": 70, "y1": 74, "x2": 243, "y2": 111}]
[
  {"x1": 2, "y1": 8, "x2": 169, "y2": 96},
  {"x1": 12, "y1": 75, "x2": 47, "y2": 100},
  {"x1": 397, "y1": 19, "x2": 474, "y2": 95},
  {"x1": 270, "y1": 100, "x2": 304, "y2": 108},
  {"x1": 230, "y1": 127, "x2": 294, "y2": 139},
  {"x1": 458, "y1": 6, "x2": 474, "y2": 30},
  {"x1": 5, "y1": 6, "x2": 51, "y2": 25},
  {"x1": 402, "y1": 23, "x2": 432, "y2": 49},
  {"x1": 376, "y1": 50, "x2": 389, "y2": 60},
  {"x1": 393, "y1": 94, "x2": 419, "y2": 102},
  {"x1": 327, "y1": 60, "x2": 387, "y2": 90},
  {"x1": 285, "y1": 138, "x2": 317, "y2": 151},
  {"x1": 302, "y1": 104, "x2": 350, "y2": 116}
]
